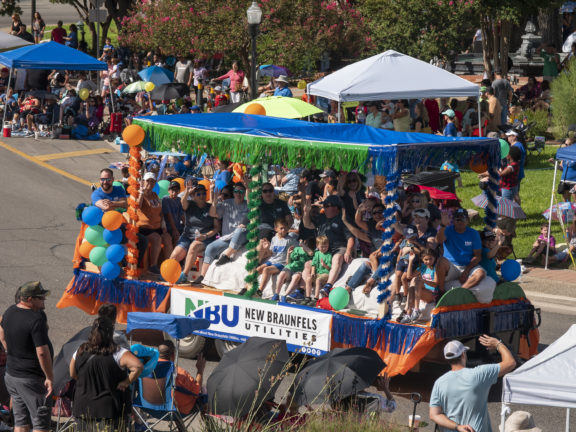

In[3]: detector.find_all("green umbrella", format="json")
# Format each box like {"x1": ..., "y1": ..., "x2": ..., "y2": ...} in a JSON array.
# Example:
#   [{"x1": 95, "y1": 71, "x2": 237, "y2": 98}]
[
  {"x1": 232, "y1": 96, "x2": 323, "y2": 119},
  {"x1": 122, "y1": 81, "x2": 148, "y2": 94}
]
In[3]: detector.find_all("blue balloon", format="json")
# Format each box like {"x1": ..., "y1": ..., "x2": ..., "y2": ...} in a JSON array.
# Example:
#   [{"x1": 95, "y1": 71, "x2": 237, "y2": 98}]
[
  {"x1": 153, "y1": 183, "x2": 160, "y2": 194},
  {"x1": 501, "y1": 259, "x2": 521, "y2": 281},
  {"x1": 103, "y1": 228, "x2": 123, "y2": 245},
  {"x1": 82, "y1": 206, "x2": 103, "y2": 226},
  {"x1": 101, "y1": 261, "x2": 121, "y2": 280},
  {"x1": 215, "y1": 180, "x2": 228, "y2": 193},
  {"x1": 106, "y1": 244, "x2": 126, "y2": 263}
]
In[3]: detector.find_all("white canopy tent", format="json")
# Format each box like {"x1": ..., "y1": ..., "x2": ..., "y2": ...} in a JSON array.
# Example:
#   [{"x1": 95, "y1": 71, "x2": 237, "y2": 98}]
[
  {"x1": 0, "y1": 33, "x2": 32, "y2": 53},
  {"x1": 307, "y1": 50, "x2": 480, "y2": 101},
  {"x1": 501, "y1": 324, "x2": 576, "y2": 431},
  {"x1": 306, "y1": 50, "x2": 482, "y2": 134}
]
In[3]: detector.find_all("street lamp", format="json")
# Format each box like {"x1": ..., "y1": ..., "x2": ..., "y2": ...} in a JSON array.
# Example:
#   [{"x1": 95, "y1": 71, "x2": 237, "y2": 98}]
[
  {"x1": 77, "y1": 20, "x2": 86, "y2": 52},
  {"x1": 247, "y1": 1, "x2": 262, "y2": 101}
]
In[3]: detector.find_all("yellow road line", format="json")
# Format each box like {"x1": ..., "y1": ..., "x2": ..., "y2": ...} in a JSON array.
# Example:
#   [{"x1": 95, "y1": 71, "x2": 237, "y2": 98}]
[
  {"x1": 0, "y1": 141, "x2": 93, "y2": 186},
  {"x1": 36, "y1": 148, "x2": 113, "y2": 161}
]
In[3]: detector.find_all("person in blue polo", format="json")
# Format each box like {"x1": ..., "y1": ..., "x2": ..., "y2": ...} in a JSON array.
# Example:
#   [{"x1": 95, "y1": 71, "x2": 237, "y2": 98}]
[
  {"x1": 91, "y1": 168, "x2": 127, "y2": 211},
  {"x1": 273, "y1": 75, "x2": 293, "y2": 98}
]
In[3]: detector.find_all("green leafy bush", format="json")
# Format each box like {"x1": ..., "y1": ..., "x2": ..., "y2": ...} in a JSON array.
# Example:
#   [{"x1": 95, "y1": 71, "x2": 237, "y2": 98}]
[{"x1": 551, "y1": 59, "x2": 576, "y2": 139}]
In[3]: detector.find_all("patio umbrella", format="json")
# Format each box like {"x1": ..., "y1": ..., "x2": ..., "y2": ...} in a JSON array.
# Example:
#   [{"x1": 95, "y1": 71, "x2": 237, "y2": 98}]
[
  {"x1": 212, "y1": 101, "x2": 243, "y2": 113},
  {"x1": 0, "y1": 32, "x2": 32, "y2": 52},
  {"x1": 123, "y1": 81, "x2": 148, "y2": 94},
  {"x1": 233, "y1": 96, "x2": 323, "y2": 119},
  {"x1": 259, "y1": 64, "x2": 289, "y2": 78},
  {"x1": 543, "y1": 202, "x2": 576, "y2": 222},
  {"x1": 150, "y1": 83, "x2": 189, "y2": 101},
  {"x1": 293, "y1": 347, "x2": 385, "y2": 406},
  {"x1": 138, "y1": 65, "x2": 174, "y2": 85},
  {"x1": 53, "y1": 327, "x2": 91, "y2": 395},
  {"x1": 207, "y1": 337, "x2": 289, "y2": 417},
  {"x1": 471, "y1": 194, "x2": 527, "y2": 219},
  {"x1": 417, "y1": 185, "x2": 459, "y2": 200}
]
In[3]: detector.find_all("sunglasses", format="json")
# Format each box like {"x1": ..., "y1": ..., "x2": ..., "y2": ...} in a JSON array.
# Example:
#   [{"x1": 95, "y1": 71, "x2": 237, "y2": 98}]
[
  {"x1": 195, "y1": 192, "x2": 207, "y2": 196},
  {"x1": 100, "y1": 178, "x2": 113, "y2": 182},
  {"x1": 262, "y1": 189, "x2": 274, "y2": 193},
  {"x1": 32, "y1": 296, "x2": 46, "y2": 300},
  {"x1": 323, "y1": 203, "x2": 335, "y2": 208},
  {"x1": 411, "y1": 200, "x2": 421, "y2": 204},
  {"x1": 372, "y1": 210, "x2": 384, "y2": 215},
  {"x1": 233, "y1": 189, "x2": 245, "y2": 193}
]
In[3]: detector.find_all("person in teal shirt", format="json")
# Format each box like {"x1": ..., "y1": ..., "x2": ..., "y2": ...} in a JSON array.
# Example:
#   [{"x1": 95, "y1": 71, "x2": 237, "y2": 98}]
[
  {"x1": 430, "y1": 336, "x2": 516, "y2": 432},
  {"x1": 273, "y1": 238, "x2": 314, "y2": 302}
]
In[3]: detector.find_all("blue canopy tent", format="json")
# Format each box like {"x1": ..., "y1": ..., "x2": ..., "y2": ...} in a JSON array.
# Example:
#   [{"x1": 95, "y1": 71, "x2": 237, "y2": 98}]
[
  {"x1": 0, "y1": 41, "x2": 107, "y2": 122},
  {"x1": 545, "y1": 145, "x2": 576, "y2": 268},
  {"x1": 134, "y1": 113, "x2": 501, "y2": 311},
  {"x1": 127, "y1": 312, "x2": 210, "y2": 339}
]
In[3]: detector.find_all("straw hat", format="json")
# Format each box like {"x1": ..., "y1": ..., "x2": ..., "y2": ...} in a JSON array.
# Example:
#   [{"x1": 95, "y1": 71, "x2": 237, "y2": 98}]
[{"x1": 501, "y1": 411, "x2": 542, "y2": 432}]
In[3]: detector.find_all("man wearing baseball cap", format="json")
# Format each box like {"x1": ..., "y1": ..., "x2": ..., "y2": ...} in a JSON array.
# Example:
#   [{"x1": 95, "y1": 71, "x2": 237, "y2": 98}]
[
  {"x1": 0, "y1": 282, "x2": 54, "y2": 432},
  {"x1": 437, "y1": 208, "x2": 496, "y2": 303},
  {"x1": 506, "y1": 130, "x2": 526, "y2": 198},
  {"x1": 430, "y1": 335, "x2": 516, "y2": 432}
]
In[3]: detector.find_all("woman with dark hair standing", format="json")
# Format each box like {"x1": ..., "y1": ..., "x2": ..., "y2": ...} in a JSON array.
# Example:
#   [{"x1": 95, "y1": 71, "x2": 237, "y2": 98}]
[
  {"x1": 32, "y1": 12, "x2": 45, "y2": 44},
  {"x1": 70, "y1": 317, "x2": 143, "y2": 432}
]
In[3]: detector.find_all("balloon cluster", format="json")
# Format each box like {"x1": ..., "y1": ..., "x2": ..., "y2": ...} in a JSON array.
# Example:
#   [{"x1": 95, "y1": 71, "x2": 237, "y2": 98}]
[
  {"x1": 122, "y1": 124, "x2": 146, "y2": 279},
  {"x1": 80, "y1": 206, "x2": 126, "y2": 280}
]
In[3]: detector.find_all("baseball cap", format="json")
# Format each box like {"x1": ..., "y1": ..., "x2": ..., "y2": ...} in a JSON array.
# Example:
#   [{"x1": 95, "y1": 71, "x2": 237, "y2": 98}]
[
  {"x1": 443, "y1": 340, "x2": 469, "y2": 359},
  {"x1": 169, "y1": 180, "x2": 181, "y2": 190},
  {"x1": 191, "y1": 105, "x2": 201, "y2": 112},
  {"x1": 505, "y1": 130, "x2": 518, "y2": 136},
  {"x1": 193, "y1": 183, "x2": 207, "y2": 192},
  {"x1": 403, "y1": 224, "x2": 418, "y2": 239},
  {"x1": 480, "y1": 228, "x2": 496, "y2": 240},
  {"x1": 20, "y1": 281, "x2": 50, "y2": 298},
  {"x1": 214, "y1": 86, "x2": 222, "y2": 91},
  {"x1": 320, "y1": 169, "x2": 336, "y2": 178},
  {"x1": 454, "y1": 208, "x2": 469, "y2": 220},
  {"x1": 143, "y1": 172, "x2": 156, "y2": 181},
  {"x1": 323, "y1": 195, "x2": 342, "y2": 208},
  {"x1": 442, "y1": 109, "x2": 456, "y2": 118}
]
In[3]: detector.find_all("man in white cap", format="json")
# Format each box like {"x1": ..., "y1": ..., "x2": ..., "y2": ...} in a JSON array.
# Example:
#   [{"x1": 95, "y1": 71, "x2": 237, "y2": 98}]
[
  {"x1": 506, "y1": 130, "x2": 525, "y2": 200},
  {"x1": 429, "y1": 335, "x2": 516, "y2": 432},
  {"x1": 273, "y1": 75, "x2": 292, "y2": 98}
]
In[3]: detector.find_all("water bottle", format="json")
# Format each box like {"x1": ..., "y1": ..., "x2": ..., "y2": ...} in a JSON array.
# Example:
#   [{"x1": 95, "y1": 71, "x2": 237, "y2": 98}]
[{"x1": 194, "y1": 229, "x2": 201, "y2": 240}]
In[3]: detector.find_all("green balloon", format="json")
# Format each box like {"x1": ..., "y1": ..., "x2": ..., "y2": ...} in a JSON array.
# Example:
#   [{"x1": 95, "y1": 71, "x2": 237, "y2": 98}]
[
  {"x1": 113, "y1": 181, "x2": 125, "y2": 190},
  {"x1": 329, "y1": 286, "x2": 350, "y2": 311},
  {"x1": 157, "y1": 179, "x2": 170, "y2": 199},
  {"x1": 89, "y1": 246, "x2": 108, "y2": 266},
  {"x1": 85, "y1": 225, "x2": 107, "y2": 247},
  {"x1": 499, "y1": 139, "x2": 510, "y2": 159}
]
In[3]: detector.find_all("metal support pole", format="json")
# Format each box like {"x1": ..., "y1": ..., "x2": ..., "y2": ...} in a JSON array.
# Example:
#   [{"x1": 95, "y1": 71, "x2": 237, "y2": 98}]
[
  {"x1": 96, "y1": 21, "x2": 101, "y2": 91},
  {"x1": 545, "y1": 160, "x2": 558, "y2": 270},
  {"x1": 249, "y1": 23, "x2": 259, "y2": 101},
  {"x1": 31, "y1": 0, "x2": 36, "y2": 31},
  {"x1": 2, "y1": 67, "x2": 14, "y2": 126},
  {"x1": 477, "y1": 97, "x2": 482, "y2": 137}
]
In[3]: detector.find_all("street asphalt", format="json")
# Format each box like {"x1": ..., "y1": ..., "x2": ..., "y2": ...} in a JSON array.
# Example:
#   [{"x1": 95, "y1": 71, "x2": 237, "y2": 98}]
[{"x1": 0, "y1": 134, "x2": 574, "y2": 430}]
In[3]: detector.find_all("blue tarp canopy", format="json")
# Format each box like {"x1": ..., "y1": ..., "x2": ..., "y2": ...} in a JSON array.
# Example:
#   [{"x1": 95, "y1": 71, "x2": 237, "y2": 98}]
[
  {"x1": 557, "y1": 145, "x2": 576, "y2": 162},
  {"x1": 134, "y1": 113, "x2": 500, "y2": 173},
  {"x1": 0, "y1": 41, "x2": 107, "y2": 70},
  {"x1": 126, "y1": 312, "x2": 210, "y2": 339}
]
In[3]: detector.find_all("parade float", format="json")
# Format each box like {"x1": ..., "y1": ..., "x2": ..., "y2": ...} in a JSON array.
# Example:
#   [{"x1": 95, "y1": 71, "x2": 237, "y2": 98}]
[{"x1": 58, "y1": 113, "x2": 540, "y2": 376}]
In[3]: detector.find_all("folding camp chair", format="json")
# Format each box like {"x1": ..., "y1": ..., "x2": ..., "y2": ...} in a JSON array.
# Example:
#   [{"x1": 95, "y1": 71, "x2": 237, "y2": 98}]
[
  {"x1": 126, "y1": 312, "x2": 211, "y2": 432},
  {"x1": 132, "y1": 361, "x2": 191, "y2": 432}
]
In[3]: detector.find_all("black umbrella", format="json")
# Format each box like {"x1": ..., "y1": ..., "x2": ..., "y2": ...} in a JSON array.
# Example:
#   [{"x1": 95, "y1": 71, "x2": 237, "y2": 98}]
[
  {"x1": 207, "y1": 337, "x2": 289, "y2": 417},
  {"x1": 150, "y1": 83, "x2": 189, "y2": 101},
  {"x1": 293, "y1": 347, "x2": 386, "y2": 406},
  {"x1": 53, "y1": 326, "x2": 91, "y2": 395},
  {"x1": 211, "y1": 101, "x2": 243, "y2": 113}
]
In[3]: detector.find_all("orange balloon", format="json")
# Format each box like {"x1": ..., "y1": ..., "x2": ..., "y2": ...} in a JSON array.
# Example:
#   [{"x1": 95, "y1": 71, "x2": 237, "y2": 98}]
[
  {"x1": 160, "y1": 258, "x2": 182, "y2": 284},
  {"x1": 79, "y1": 241, "x2": 95, "y2": 259},
  {"x1": 173, "y1": 177, "x2": 185, "y2": 192},
  {"x1": 199, "y1": 179, "x2": 211, "y2": 201},
  {"x1": 469, "y1": 154, "x2": 488, "y2": 174},
  {"x1": 244, "y1": 103, "x2": 266, "y2": 116},
  {"x1": 122, "y1": 124, "x2": 146, "y2": 147},
  {"x1": 102, "y1": 210, "x2": 124, "y2": 231}
]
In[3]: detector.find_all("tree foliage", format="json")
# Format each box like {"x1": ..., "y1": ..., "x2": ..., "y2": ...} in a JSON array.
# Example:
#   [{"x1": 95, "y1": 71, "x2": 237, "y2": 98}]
[
  {"x1": 120, "y1": 0, "x2": 372, "y2": 76},
  {"x1": 551, "y1": 60, "x2": 576, "y2": 138}
]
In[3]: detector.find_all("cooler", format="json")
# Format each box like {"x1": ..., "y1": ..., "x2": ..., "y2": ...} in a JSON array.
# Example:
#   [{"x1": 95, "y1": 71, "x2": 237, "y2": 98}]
[{"x1": 3, "y1": 122, "x2": 11, "y2": 138}]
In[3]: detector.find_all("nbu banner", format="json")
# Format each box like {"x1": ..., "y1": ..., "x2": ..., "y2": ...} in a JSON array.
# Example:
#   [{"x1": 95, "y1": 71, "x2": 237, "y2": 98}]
[{"x1": 171, "y1": 288, "x2": 333, "y2": 356}]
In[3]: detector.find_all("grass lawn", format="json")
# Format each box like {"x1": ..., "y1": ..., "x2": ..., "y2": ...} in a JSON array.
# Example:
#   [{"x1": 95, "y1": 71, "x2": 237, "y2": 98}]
[
  {"x1": 458, "y1": 144, "x2": 570, "y2": 259},
  {"x1": 42, "y1": 21, "x2": 119, "y2": 57}
]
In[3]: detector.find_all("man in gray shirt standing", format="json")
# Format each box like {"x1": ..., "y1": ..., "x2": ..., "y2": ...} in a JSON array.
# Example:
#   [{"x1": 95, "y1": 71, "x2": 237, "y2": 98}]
[{"x1": 491, "y1": 70, "x2": 513, "y2": 126}]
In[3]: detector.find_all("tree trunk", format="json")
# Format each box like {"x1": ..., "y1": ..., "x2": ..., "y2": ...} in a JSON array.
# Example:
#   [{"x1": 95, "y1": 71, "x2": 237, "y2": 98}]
[
  {"x1": 538, "y1": 7, "x2": 561, "y2": 49},
  {"x1": 481, "y1": 16, "x2": 493, "y2": 78},
  {"x1": 493, "y1": 20, "x2": 501, "y2": 75},
  {"x1": 501, "y1": 21, "x2": 511, "y2": 75}
]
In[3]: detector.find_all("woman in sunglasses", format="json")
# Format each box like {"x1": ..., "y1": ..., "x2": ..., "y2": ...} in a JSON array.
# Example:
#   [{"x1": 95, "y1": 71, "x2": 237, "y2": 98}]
[{"x1": 171, "y1": 182, "x2": 220, "y2": 285}]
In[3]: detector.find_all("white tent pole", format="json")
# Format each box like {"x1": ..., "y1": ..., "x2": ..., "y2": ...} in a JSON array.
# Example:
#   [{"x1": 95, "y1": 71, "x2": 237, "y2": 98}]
[
  {"x1": 500, "y1": 403, "x2": 510, "y2": 432},
  {"x1": 2, "y1": 67, "x2": 14, "y2": 126},
  {"x1": 477, "y1": 97, "x2": 482, "y2": 137},
  {"x1": 545, "y1": 160, "x2": 558, "y2": 270},
  {"x1": 566, "y1": 408, "x2": 570, "y2": 432}
]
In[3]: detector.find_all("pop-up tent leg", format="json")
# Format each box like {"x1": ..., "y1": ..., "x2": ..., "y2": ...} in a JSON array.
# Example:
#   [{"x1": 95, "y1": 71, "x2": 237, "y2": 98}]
[
  {"x1": 545, "y1": 161, "x2": 558, "y2": 270},
  {"x1": 566, "y1": 407, "x2": 570, "y2": 432}
]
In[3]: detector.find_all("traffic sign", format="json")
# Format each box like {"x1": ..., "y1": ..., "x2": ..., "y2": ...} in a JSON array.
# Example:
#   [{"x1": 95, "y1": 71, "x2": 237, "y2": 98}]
[{"x1": 89, "y1": 8, "x2": 107, "y2": 23}]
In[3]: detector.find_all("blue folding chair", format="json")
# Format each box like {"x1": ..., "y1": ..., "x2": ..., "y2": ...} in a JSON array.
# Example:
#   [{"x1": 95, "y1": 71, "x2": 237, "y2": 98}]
[{"x1": 127, "y1": 313, "x2": 210, "y2": 432}]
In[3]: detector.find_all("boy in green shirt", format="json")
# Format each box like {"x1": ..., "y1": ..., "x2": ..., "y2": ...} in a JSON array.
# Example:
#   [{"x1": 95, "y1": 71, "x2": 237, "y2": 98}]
[
  {"x1": 304, "y1": 236, "x2": 332, "y2": 306},
  {"x1": 273, "y1": 238, "x2": 314, "y2": 302}
]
